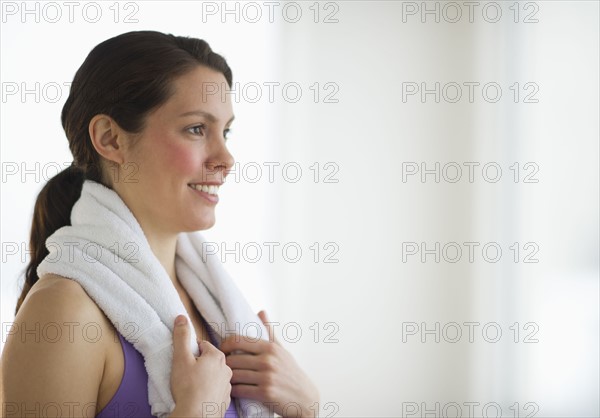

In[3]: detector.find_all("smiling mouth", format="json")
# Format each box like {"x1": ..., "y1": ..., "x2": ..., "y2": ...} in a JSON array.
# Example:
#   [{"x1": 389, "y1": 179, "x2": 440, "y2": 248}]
[
  {"x1": 188, "y1": 183, "x2": 219, "y2": 204},
  {"x1": 188, "y1": 184, "x2": 219, "y2": 195}
]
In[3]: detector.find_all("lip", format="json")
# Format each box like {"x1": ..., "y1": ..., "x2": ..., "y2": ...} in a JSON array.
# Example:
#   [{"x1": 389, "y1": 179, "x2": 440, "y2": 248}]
[
  {"x1": 188, "y1": 184, "x2": 219, "y2": 204},
  {"x1": 188, "y1": 182, "x2": 224, "y2": 186}
]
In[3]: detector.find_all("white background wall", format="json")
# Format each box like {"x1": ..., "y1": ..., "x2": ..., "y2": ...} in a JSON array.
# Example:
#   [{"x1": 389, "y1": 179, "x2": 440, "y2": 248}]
[{"x1": 1, "y1": 1, "x2": 598, "y2": 417}]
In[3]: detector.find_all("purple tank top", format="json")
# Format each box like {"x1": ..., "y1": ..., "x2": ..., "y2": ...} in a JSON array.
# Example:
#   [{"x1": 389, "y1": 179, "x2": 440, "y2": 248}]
[{"x1": 96, "y1": 316, "x2": 239, "y2": 418}]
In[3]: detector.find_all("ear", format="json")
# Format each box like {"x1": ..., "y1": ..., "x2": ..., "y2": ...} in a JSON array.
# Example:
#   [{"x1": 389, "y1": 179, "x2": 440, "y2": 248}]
[{"x1": 88, "y1": 114, "x2": 127, "y2": 166}]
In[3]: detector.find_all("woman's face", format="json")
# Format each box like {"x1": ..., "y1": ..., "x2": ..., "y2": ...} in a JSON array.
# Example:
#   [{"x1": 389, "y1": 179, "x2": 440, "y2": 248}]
[{"x1": 113, "y1": 65, "x2": 235, "y2": 235}]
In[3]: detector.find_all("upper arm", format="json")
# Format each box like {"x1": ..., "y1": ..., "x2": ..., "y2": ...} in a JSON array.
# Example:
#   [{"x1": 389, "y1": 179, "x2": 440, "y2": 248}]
[{"x1": 1, "y1": 276, "x2": 107, "y2": 418}]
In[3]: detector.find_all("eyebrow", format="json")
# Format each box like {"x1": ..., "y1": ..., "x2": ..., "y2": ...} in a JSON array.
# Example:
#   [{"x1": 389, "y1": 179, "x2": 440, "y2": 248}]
[{"x1": 179, "y1": 110, "x2": 235, "y2": 124}]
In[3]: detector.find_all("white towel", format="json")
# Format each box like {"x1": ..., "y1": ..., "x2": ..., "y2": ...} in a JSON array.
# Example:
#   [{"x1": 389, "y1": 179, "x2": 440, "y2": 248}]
[{"x1": 36, "y1": 179, "x2": 273, "y2": 418}]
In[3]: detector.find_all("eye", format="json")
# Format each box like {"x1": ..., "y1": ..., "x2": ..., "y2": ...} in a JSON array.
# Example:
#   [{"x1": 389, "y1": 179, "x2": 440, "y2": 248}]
[
  {"x1": 224, "y1": 128, "x2": 232, "y2": 141},
  {"x1": 187, "y1": 124, "x2": 205, "y2": 136}
]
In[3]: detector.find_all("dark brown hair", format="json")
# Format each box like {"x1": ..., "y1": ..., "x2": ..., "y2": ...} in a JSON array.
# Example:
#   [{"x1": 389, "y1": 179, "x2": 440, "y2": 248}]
[{"x1": 15, "y1": 30, "x2": 233, "y2": 315}]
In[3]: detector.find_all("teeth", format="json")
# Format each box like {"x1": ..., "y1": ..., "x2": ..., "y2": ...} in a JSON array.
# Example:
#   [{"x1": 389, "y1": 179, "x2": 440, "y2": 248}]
[{"x1": 189, "y1": 184, "x2": 219, "y2": 195}]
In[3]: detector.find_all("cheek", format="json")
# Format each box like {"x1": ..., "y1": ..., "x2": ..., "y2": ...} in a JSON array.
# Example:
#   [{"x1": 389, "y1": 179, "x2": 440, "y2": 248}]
[{"x1": 161, "y1": 142, "x2": 204, "y2": 177}]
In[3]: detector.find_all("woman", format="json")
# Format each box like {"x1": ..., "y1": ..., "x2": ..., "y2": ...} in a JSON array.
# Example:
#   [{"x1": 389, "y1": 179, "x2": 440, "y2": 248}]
[{"x1": 1, "y1": 31, "x2": 319, "y2": 417}]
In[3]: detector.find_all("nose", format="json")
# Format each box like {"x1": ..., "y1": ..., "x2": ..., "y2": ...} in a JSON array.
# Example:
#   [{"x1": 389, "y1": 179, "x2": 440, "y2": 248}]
[{"x1": 206, "y1": 137, "x2": 235, "y2": 182}]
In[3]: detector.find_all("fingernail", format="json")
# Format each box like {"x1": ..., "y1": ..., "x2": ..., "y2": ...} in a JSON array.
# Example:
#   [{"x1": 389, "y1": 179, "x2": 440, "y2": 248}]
[{"x1": 175, "y1": 316, "x2": 187, "y2": 326}]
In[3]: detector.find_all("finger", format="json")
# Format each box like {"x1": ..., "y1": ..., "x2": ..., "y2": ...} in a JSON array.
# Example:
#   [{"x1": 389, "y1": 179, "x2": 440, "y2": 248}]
[
  {"x1": 257, "y1": 310, "x2": 278, "y2": 344},
  {"x1": 197, "y1": 339, "x2": 211, "y2": 355},
  {"x1": 220, "y1": 335, "x2": 268, "y2": 355},
  {"x1": 172, "y1": 315, "x2": 193, "y2": 364},
  {"x1": 198, "y1": 340, "x2": 221, "y2": 357},
  {"x1": 230, "y1": 384, "x2": 265, "y2": 403},
  {"x1": 225, "y1": 352, "x2": 265, "y2": 371},
  {"x1": 230, "y1": 369, "x2": 263, "y2": 385}
]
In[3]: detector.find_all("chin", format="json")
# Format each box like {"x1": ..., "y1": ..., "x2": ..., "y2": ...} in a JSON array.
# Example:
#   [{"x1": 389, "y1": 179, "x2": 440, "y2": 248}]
[{"x1": 184, "y1": 215, "x2": 216, "y2": 232}]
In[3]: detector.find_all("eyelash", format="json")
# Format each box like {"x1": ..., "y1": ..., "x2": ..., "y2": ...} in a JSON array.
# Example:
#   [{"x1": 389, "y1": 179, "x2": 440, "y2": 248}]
[{"x1": 187, "y1": 124, "x2": 231, "y2": 140}]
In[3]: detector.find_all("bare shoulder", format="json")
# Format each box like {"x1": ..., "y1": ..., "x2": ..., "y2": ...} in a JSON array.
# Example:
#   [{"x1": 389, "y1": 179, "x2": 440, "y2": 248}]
[
  {"x1": 6, "y1": 271, "x2": 114, "y2": 358},
  {"x1": 20, "y1": 273, "x2": 117, "y2": 345},
  {"x1": 30, "y1": 273, "x2": 96, "y2": 302},
  {"x1": 27, "y1": 274, "x2": 109, "y2": 321},
  {"x1": 1, "y1": 274, "x2": 113, "y2": 416}
]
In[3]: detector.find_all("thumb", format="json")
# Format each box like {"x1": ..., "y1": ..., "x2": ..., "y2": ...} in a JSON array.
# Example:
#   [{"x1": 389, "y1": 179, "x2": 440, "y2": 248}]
[
  {"x1": 258, "y1": 310, "x2": 278, "y2": 344},
  {"x1": 172, "y1": 315, "x2": 193, "y2": 363}
]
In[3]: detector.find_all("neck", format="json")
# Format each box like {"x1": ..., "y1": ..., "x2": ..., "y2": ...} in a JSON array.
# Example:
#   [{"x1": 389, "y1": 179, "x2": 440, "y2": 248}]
[
  {"x1": 109, "y1": 183, "x2": 181, "y2": 287},
  {"x1": 144, "y1": 227, "x2": 179, "y2": 287}
]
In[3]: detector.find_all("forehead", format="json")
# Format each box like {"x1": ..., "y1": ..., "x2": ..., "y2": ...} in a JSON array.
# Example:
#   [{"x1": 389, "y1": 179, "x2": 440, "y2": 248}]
[{"x1": 158, "y1": 65, "x2": 233, "y2": 121}]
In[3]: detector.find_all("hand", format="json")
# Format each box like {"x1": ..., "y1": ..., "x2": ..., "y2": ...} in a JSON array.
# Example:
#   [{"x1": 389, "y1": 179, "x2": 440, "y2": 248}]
[
  {"x1": 220, "y1": 310, "x2": 321, "y2": 418},
  {"x1": 170, "y1": 315, "x2": 233, "y2": 417}
]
